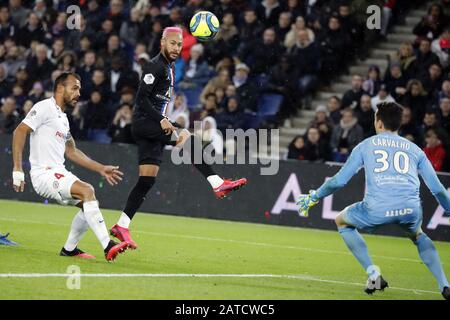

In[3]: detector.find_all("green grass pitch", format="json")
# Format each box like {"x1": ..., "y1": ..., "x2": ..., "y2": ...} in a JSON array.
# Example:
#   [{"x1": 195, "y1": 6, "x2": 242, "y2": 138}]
[{"x1": 0, "y1": 199, "x2": 449, "y2": 300}]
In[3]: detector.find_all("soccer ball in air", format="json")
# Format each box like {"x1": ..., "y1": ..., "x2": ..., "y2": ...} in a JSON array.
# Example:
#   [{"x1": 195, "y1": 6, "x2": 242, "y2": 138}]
[{"x1": 189, "y1": 11, "x2": 220, "y2": 41}]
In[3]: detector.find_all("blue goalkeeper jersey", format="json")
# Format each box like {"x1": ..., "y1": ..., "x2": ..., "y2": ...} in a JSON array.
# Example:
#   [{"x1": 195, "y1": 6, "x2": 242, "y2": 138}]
[{"x1": 316, "y1": 132, "x2": 450, "y2": 214}]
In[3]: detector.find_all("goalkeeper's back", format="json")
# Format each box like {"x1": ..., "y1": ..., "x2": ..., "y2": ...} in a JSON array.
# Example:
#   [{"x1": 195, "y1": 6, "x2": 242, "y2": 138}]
[{"x1": 360, "y1": 132, "x2": 429, "y2": 209}]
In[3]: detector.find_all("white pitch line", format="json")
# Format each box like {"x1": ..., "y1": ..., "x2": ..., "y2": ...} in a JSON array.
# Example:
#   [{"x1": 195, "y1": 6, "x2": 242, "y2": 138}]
[
  {"x1": 1, "y1": 217, "x2": 448, "y2": 265},
  {"x1": 0, "y1": 273, "x2": 439, "y2": 295}
]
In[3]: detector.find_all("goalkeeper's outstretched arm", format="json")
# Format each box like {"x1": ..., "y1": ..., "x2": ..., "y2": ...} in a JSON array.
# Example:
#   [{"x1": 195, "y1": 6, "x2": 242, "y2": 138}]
[{"x1": 315, "y1": 143, "x2": 364, "y2": 200}]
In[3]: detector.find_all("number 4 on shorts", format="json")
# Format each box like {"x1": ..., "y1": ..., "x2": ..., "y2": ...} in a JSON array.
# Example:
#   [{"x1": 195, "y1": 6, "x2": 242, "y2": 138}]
[{"x1": 54, "y1": 173, "x2": 65, "y2": 180}]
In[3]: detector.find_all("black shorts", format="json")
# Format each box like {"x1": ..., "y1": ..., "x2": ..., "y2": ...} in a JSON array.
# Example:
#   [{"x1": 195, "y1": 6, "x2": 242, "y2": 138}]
[{"x1": 132, "y1": 118, "x2": 181, "y2": 166}]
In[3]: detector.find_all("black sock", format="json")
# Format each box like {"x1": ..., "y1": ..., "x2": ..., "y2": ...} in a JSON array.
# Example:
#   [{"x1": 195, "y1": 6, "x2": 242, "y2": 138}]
[
  {"x1": 123, "y1": 176, "x2": 156, "y2": 220},
  {"x1": 186, "y1": 135, "x2": 216, "y2": 178}
]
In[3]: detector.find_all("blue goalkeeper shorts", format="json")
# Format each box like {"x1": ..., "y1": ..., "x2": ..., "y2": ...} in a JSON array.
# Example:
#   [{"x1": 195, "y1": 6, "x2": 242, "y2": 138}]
[{"x1": 341, "y1": 201, "x2": 423, "y2": 236}]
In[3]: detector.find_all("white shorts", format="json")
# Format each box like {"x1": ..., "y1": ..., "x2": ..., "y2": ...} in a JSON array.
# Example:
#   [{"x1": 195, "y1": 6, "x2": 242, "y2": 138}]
[{"x1": 30, "y1": 167, "x2": 81, "y2": 206}]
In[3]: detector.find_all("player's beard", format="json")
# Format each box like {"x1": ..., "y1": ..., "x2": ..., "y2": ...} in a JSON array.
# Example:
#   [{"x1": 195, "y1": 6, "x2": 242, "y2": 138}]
[
  {"x1": 63, "y1": 92, "x2": 77, "y2": 108},
  {"x1": 163, "y1": 47, "x2": 178, "y2": 62}
]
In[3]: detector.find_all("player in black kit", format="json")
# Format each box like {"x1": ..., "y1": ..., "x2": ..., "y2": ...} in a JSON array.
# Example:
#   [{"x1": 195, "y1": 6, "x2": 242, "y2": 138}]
[{"x1": 110, "y1": 27, "x2": 247, "y2": 248}]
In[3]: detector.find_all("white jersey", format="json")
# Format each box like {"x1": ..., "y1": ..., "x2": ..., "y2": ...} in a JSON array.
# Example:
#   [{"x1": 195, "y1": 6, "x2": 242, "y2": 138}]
[{"x1": 22, "y1": 97, "x2": 71, "y2": 171}]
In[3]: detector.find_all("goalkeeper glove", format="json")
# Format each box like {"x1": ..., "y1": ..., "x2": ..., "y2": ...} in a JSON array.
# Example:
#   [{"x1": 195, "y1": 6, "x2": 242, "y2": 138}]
[{"x1": 296, "y1": 190, "x2": 319, "y2": 217}]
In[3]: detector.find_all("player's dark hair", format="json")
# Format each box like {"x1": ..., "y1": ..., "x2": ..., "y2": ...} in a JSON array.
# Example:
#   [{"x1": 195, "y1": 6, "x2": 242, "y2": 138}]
[
  {"x1": 53, "y1": 72, "x2": 81, "y2": 92},
  {"x1": 376, "y1": 102, "x2": 403, "y2": 131}
]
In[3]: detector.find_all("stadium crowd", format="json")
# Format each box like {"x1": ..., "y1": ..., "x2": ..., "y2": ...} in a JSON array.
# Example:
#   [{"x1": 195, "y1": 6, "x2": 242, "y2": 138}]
[{"x1": 0, "y1": 0, "x2": 449, "y2": 171}]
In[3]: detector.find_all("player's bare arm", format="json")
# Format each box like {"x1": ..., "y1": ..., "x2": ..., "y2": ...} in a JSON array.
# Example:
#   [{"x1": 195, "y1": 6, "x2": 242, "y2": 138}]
[
  {"x1": 11, "y1": 122, "x2": 33, "y2": 192},
  {"x1": 64, "y1": 137, "x2": 124, "y2": 186}
]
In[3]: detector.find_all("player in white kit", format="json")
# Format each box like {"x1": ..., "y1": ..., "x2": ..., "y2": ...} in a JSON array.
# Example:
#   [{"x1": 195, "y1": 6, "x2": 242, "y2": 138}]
[{"x1": 12, "y1": 72, "x2": 130, "y2": 261}]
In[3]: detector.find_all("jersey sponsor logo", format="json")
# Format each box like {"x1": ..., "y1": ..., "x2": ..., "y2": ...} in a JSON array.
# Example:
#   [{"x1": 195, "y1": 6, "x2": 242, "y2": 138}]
[
  {"x1": 53, "y1": 181, "x2": 60, "y2": 189},
  {"x1": 143, "y1": 73, "x2": 155, "y2": 84},
  {"x1": 385, "y1": 208, "x2": 413, "y2": 217},
  {"x1": 28, "y1": 110, "x2": 37, "y2": 118},
  {"x1": 55, "y1": 131, "x2": 66, "y2": 140}
]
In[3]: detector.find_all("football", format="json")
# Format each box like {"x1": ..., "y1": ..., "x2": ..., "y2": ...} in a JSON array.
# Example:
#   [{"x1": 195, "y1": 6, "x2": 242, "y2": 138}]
[{"x1": 189, "y1": 11, "x2": 220, "y2": 41}]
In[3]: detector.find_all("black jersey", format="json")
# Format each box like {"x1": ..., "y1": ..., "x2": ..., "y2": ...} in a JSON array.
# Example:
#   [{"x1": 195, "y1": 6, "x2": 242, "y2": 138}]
[{"x1": 133, "y1": 53, "x2": 175, "y2": 122}]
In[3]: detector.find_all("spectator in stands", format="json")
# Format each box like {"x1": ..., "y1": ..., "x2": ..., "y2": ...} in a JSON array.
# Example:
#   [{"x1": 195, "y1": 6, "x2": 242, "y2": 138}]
[
  {"x1": 9, "y1": 0, "x2": 29, "y2": 28},
  {"x1": 284, "y1": 15, "x2": 314, "y2": 50},
  {"x1": 238, "y1": 9, "x2": 264, "y2": 51},
  {"x1": 119, "y1": 8, "x2": 143, "y2": 47},
  {"x1": 17, "y1": 12, "x2": 44, "y2": 47},
  {"x1": 420, "y1": 63, "x2": 443, "y2": 99},
  {"x1": 108, "y1": 103, "x2": 134, "y2": 144},
  {"x1": 285, "y1": 0, "x2": 305, "y2": 18},
  {"x1": 27, "y1": 81, "x2": 44, "y2": 103},
  {"x1": 400, "y1": 79, "x2": 429, "y2": 124},
  {"x1": 209, "y1": 11, "x2": 239, "y2": 61},
  {"x1": 330, "y1": 108, "x2": 363, "y2": 162},
  {"x1": 82, "y1": 90, "x2": 111, "y2": 143},
  {"x1": 107, "y1": 56, "x2": 139, "y2": 100},
  {"x1": 11, "y1": 83, "x2": 25, "y2": 108},
  {"x1": 327, "y1": 95, "x2": 342, "y2": 125},
  {"x1": 439, "y1": 97, "x2": 450, "y2": 136},
  {"x1": 0, "y1": 96, "x2": 20, "y2": 134},
  {"x1": 371, "y1": 84, "x2": 395, "y2": 111},
  {"x1": 438, "y1": 79, "x2": 450, "y2": 102},
  {"x1": 362, "y1": 65, "x2": 382, "y2": 97},
  {"x1": 421, "y1": 110, "x2": 440, "y2": 132},
  {"x1": 390, "y1": 43, "x2": 418, "y2": 80},
  {"x1": 2, "y1": 44, "x2": 25, "y2": 78},
  {"x1": 416, "y1": 38, "x2": 440, "y2": 77},
  {"x1": 179, "y1": 43, "x2": 210, "y2": 89},
  {"x1": 199, "y1": 93, "x2": 219, "y2": 120},
  {"x1": 233, "y1": 63, "x2": 259, "y2": 113},
  {"x1": 82, "y1": 68, "x2": 110, "y2": 101},
  {"x1": 76, "y1": 50, "x2": 97, "y2": 85},
  {"x1": 356, "y1": 94, "x2": 375, "y2": 138},
  {"x1": 48, "y1": 38, "x2": 65, "y2": 65},
  {"x1": 423, "y1": 128, "x2": 447, "y2": 171},
  {"x1": 309, "y1": 105, "x2": 334, "y2": 143},
  {"x1": 413, "y1": 3, "x2": 448, "y2": 42},
  {"x1": 399, "y1": 106, "x2": 424, "y2": 145},
  {"x1": 22, "y1": 99, "x2": 32, "y2": 115},
  {"x1": 303, "y1": 127, "x2": 330, "y2": 162},
  {"x1": 266, "y1": 54, "x2": 299, "y2": 117},
  {"x1": 166, "y1": 93, "x2": 189, "y2": 124},
  {"x1": 287, "y1": 135, "x2": 306, "y2": 160},
  {"x1": 200, "y1": 68, "x2": 230, "y2": 104},
  {"x1": 431, "y1": 26, "x2": 450, "y2": 69},
  {"x1": 25, "y1": 43, "x2": 54, "y2": 86},
  {"x1": 0, "y1": 64, "x2": 10, "y2": 97},
  {"x1": 384, "y1": 63, "x2": 407, "y2": 101},
  {"x1": 238, "y1": 27, "x2": 284, "y2": 76},
  {"x1": 57, "y1": 51, "x2": 78, "y2": 72},
  {"x1": 289, "y1": 29, "x2": 320, "y2": 97},
  {"x1": 338, "y1": 2, "x2": 364, "y2": 59},
  {"x1": 215, "y1": 87, "x2": 226, "y2": 110},
  {"x1": 318, "y1": 14, "x2": 350, "y2": 81},
  {"x1": 111, "y1": 87, "x2": 135, "y2": 112},
  {"x1": 256, "y1": 0, "x2": 283, "y2": 28},
  {"x1": 216, "y1": 96, "x2": 245, "y2": 134},
  {"x1": 342, "y1": 74, "x2": 366, "y2": 111},
  {"x1": 275, "y1": 12, "x2": 292, "y2": 43},
  {"x1": 0, "y1": 6, "x2": 17, "y2": 43}
]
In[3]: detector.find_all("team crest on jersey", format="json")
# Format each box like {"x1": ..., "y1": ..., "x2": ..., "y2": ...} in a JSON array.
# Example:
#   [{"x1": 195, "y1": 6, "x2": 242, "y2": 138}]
[{"x1": 143, "y1": 73, "x2": 155, "y2": 84}]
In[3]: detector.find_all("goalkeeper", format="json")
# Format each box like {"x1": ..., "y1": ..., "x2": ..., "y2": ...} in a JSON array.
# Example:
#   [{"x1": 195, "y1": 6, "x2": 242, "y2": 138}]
[{"x1": 297, "y1": 102, "x2": 450, "y2": 300}]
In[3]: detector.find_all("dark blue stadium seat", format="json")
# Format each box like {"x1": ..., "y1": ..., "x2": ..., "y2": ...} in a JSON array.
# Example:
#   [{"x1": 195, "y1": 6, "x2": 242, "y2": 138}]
[
  {"x1": 257, "y1": 93, "x2": 283, "y2": 117},
  {"x1": 180, "y1": 87, "x2": 203, "y2": 110}
]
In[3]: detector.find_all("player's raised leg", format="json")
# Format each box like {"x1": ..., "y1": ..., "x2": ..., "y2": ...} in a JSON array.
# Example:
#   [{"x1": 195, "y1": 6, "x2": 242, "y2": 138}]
[
  {"x1": 410, "y1": 230, "x2": 450, "y2": 300},
  {"x1": 335, "y1": 207, "x2": 388, "y2": 294},
  {"x1": 71, "y1": 180, "x2": 129, "y2": 261},
  {"x1": 177, "y1": 129, "x2": 247, "y2": 199}
]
